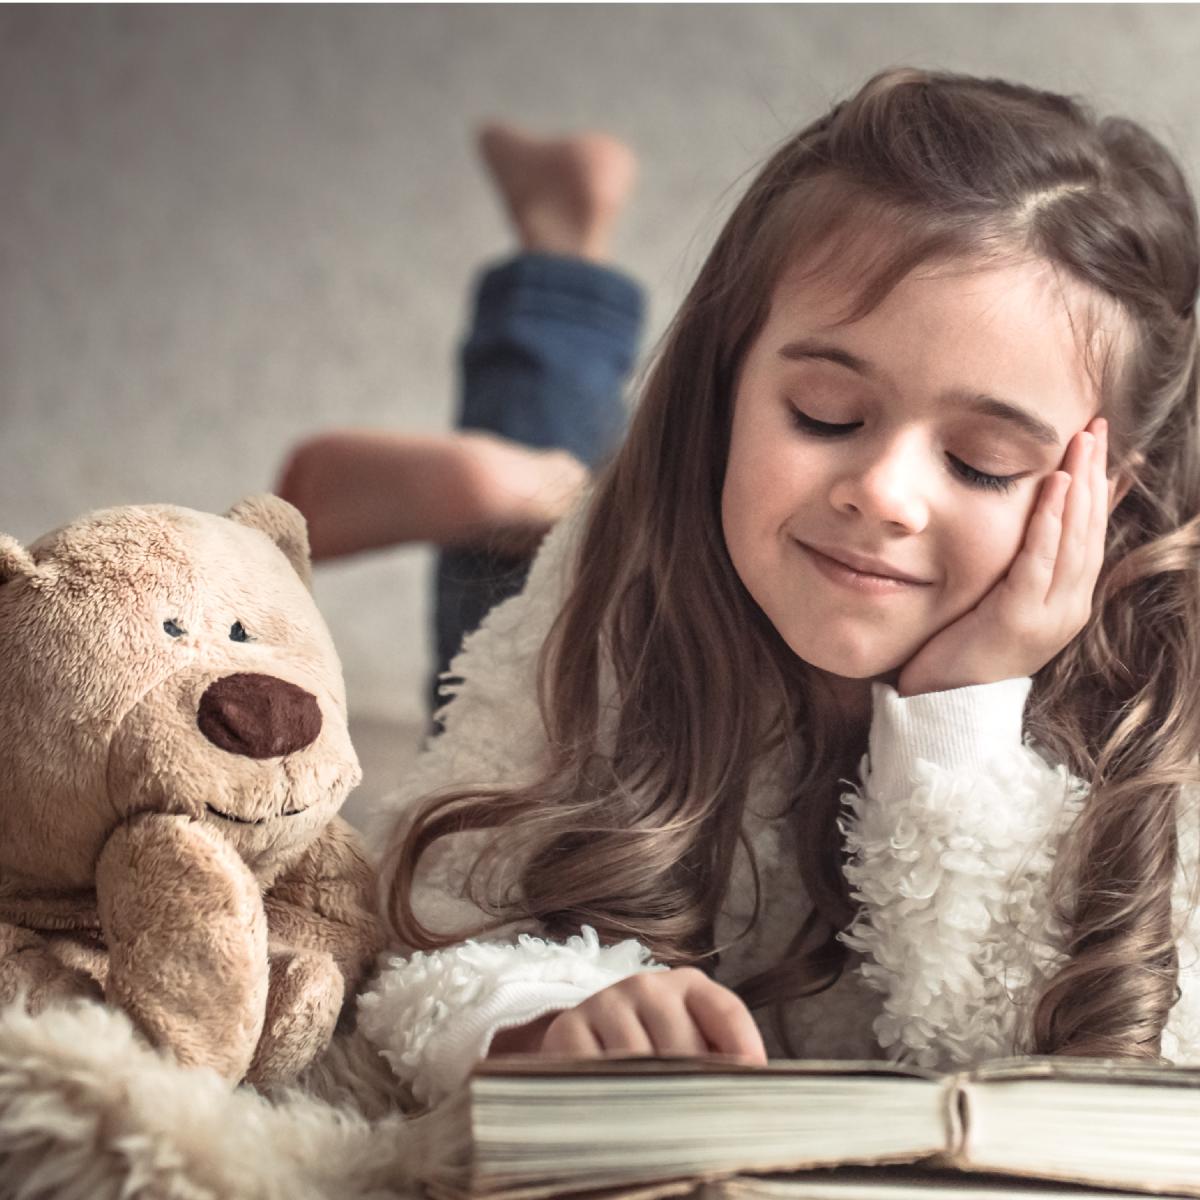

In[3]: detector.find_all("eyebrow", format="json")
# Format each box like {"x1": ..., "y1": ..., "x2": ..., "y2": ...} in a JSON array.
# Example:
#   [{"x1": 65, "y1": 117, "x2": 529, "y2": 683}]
[{"x1": 778, "y1": 338, "x2": 1062, "y2": 448}]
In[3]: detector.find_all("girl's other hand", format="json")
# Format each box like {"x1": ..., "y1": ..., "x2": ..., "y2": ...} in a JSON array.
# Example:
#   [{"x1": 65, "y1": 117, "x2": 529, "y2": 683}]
[
  {"x1": 897, "y1": 417, "x2": 1110, "y2": 697},
  {"x1": 486, "y1": 967, "x2": 768, "y2": 1063}
]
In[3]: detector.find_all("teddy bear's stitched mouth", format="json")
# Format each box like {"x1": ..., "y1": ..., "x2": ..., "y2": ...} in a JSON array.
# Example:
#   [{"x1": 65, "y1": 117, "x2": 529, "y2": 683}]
[{"x1": 205, "y1": 803, "x2": 306, "y2": 825}]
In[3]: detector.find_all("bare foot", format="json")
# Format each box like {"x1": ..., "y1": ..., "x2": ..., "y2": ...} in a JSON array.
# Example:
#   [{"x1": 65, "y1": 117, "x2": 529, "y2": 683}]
[
  {"x1": 455, "y1": 431, "x2": 590, "y2": 559},
  {"x1": 478, "y1": 123, "x2": 637, "y2": 261},
  {"x1": 274, "y1": 430, "x2": 588, "y2": 562}
]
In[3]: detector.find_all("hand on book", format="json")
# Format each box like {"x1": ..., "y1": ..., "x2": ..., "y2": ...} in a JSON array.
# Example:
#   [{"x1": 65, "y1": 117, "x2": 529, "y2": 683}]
[{"x1": 488, "y1": 967, "x2": 768, "y2": 1062}]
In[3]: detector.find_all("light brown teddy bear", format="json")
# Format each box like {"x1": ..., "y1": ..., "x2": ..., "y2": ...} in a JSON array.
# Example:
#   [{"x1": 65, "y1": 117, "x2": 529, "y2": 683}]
[{"x1": 0, "y1": 495, "x2": 383, "y2": 1087}]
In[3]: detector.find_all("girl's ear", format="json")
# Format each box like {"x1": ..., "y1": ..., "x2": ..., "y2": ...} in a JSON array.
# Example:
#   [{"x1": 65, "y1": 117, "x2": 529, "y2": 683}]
[
  {"x1": 224, "y1": 494, "x2": 313, "y2": 589},
  {"x1": 0, "y1": 535, "x2": 37, "y2": 586}
]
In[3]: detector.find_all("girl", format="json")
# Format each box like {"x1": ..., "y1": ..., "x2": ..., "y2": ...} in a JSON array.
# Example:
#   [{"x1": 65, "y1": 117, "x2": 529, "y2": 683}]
[{"x1": 357, "y1": 67, "x2": 1200, "y2": 1109}]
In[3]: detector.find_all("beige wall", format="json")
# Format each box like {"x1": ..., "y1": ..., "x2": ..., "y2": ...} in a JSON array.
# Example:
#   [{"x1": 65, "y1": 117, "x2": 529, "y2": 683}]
[{"x1": 4, "y1": 4, "x2": 1198, "y2": 811}]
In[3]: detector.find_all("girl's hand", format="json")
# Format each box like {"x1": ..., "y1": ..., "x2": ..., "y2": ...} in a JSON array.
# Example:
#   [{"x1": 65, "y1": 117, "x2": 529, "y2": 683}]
[
  {"x1": 896, "y1": 418, "x2": 1110, "y2": 698},
  {"x1": 486, "y1": 967, "x2": 767, "y2": 1062}
]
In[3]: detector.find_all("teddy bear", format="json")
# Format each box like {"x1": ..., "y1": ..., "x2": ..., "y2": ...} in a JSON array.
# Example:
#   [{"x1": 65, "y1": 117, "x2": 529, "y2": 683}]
[{"x1": 0, "y1": 494, "x2": 383, "y2": 1087}]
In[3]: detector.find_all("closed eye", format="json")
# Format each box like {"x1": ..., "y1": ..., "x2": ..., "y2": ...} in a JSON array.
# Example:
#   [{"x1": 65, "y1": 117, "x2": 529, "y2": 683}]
[
  {"x1": 788, "y1": 407, "x2": 1024, "y2": 495},
  {"x1": 949, "y1": 457, "x2": 1023, "y2": 494},
  {"x1": 790, "y1": 410, "x2": 862, "y2": 437}
]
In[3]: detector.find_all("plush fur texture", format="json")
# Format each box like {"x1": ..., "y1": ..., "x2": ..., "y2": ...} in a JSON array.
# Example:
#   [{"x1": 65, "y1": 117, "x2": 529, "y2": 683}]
[
  {"x1": 0, "y1": 498, "x2": 383, "y2": 1088},
  {"x1": 0, "y1": 999, "x2": 425, "y2": 1200}
]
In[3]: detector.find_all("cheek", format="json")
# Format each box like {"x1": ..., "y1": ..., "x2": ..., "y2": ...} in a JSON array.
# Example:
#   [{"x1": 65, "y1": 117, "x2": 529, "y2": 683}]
[
  {"x1": 720, "y1": 431, "x2": 801, "y2": 565},
  {"x1": 944, "y1": 504, "x2": 1031, "y2": 604},
  {"x1": 721, "y1": 406, "x2": 767, "y2": 548},
  {"x1": 723, "y1": 399, "x2": 808, "y2": 514},
  {"x1": 719, "y1": 463, "x2": 755, "y2": 568}
]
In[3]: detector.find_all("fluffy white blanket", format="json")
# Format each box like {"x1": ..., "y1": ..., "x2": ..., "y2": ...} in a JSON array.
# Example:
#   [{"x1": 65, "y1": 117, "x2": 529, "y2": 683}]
[{"x1": 0, "y1": 999, "x2": 429, "y2": 1200}]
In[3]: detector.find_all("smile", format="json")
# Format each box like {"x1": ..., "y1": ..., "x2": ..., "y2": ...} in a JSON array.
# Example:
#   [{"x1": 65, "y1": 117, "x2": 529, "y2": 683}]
[
  {"x1": 205, "y1": 803, "x2": 307, "y2": 825},
  {"x1": 797, "y1": 542, "x2": 929, "y2": 595}
]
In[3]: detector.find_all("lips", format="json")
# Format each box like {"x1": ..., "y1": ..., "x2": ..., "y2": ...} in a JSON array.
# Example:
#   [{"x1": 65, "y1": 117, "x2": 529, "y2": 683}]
[{"x1": 801, "y1": 541, "x2": 930, "y2": 584}]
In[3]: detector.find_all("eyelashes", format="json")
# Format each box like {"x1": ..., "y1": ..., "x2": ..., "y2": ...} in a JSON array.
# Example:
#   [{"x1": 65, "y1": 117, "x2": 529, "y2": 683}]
[
  {"x1": 787, "y1": 407, "x2": 1022, "y2": 495},
  {"x1": 950, "y1": 458, "x2": 1021, "y2": 494}
]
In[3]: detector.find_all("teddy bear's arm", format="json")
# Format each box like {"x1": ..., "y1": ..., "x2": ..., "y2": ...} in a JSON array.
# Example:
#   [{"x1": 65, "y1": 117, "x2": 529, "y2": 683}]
[
  {"x1": 262, "y1": 816, "x2": 383, "y2": 994},
  {"x1": 95, "y1": 813, "x2": 269, "y2": 1082}
]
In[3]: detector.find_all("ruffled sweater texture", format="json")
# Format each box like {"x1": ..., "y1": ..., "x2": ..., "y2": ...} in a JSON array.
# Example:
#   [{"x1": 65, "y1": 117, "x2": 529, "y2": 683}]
[{"x1": 358, "y1": 498, "x2": 1200, "y2": 1108}]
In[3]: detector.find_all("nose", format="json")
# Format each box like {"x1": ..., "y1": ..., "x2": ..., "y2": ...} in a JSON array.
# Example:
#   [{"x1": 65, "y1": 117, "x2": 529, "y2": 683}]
[
  {"x1": 197, "y1": 672, "x2": 323, "y2": 759},
  {"x1": 828, "y1": 436, "x2": 930, "y2": 532}
]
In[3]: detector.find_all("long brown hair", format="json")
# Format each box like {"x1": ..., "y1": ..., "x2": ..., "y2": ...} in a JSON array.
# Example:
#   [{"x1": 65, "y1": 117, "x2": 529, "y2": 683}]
[{"x1": 384, "y1": 68, "x2": 1200, "y2": 1058}]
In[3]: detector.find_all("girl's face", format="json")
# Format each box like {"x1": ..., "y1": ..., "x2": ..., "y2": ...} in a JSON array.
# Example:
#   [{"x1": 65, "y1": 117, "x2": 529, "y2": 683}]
[{"x1": 722, "y1": 255, "x2": 1113, "y2": 710}]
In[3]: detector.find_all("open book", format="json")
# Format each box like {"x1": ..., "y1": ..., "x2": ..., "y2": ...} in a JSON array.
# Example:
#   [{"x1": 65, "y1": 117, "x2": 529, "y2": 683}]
[{"x1": 416, "y1": 1056, "x2": 1200, "y2": 1200}]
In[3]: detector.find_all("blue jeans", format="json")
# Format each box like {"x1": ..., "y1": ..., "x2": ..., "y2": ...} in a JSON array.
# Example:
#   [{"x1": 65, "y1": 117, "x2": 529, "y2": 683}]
[{"x1": 431, "y1": 253, "x2": 645, "y2": 717}]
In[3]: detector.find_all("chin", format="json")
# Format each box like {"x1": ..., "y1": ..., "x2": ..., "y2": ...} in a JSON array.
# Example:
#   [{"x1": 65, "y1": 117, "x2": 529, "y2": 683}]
[{"x1": 782, "y1": 629, "x2": 911, "y2": 683}]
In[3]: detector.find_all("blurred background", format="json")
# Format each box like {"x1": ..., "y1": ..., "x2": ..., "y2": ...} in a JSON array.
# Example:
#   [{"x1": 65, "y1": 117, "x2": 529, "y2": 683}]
[{"x1": 4, "y1": 4, "x2": 1199, "y2": 822}]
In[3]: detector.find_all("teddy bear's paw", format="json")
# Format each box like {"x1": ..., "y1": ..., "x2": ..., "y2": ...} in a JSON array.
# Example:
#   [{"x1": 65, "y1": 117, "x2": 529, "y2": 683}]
[
  {"x1": 244, "y1": 948, "x2": 343, "y2": 1088},
  {"x1": 97, "y1": 813, "x2": 270, "y2": 1081}
]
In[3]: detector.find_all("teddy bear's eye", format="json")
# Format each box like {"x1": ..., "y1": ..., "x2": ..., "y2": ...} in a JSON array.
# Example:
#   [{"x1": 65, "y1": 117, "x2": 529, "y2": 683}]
[
  {"x1": 229, "y1": 621, "x2": 252, "y2": 643},
  {"x1": 163, "y1": 619, "x2": 186, "y2": 638}
]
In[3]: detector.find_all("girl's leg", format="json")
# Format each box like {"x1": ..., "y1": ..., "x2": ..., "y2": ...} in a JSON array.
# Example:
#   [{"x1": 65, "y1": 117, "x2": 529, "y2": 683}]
[
  {"x1": 458, "y1": 124, "x2": 642, "y2": 463},
  {"x1": 276, "y1": 128, "x2": 641, "y2": 566},
  {"x1": 275, "y1": 429, "x2": 586, "y2": 563},
  {"x1": 432, "y1": 127, "x2": 645, "y2": 715},
  {"x1": 274, "y1": 125, "x2": 645, "y2": 718}
]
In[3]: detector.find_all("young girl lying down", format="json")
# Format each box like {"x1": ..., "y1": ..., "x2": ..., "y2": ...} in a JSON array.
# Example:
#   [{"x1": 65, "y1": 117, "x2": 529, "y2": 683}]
[{"x1": 357, "y1": 67, "x2": 1200, "y2": 1108}]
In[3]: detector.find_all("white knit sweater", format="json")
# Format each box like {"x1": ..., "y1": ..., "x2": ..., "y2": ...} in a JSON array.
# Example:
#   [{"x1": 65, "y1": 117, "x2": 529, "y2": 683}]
[{"x1": 358, "y1": 497, "x2": 1200, "y2": 1107}]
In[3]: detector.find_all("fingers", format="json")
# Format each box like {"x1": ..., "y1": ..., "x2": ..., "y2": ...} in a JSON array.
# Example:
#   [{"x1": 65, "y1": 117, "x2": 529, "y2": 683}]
[
  {"x1": 536, "y1": 970, "x2": 766, "y2": 1064},
  {"x1": 683, "y1": 976, "x2": 768, "y2": 1064},
  {"x1": 1056, "y1": 424, "x2": 1099, "y2": 597},
  {"x1": 1050, "y1": 418, "x2": 1109, "y2": 600},
  {"x1": 639, "y1": 996, "x2": 711, "y2": 1058},
  {"x1": 1085, "y1": 419, "x2": 1110, "y2": 582},
  {"x1": 1007, "y1": 470, "x2": 1068, "y2": 601},
  {"x1": 588, "y1": 1000, "x2": 657, "y2": 1055},
  {"x1": 1049, "y1": 429, "x2": 1094, "y2": 595},
  {"x1": 1009, "y1": 418, "x2": 1109, "y2": 612},
  {"x1": 540, "y1": 1012, "x2": 603, "y2": 1057}
]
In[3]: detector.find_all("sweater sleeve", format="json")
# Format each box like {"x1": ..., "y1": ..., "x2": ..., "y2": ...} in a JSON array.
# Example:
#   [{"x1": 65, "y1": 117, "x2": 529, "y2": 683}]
[
  {"x1": 356, "y1": 494, "x2": 661, "y2": 1108},
  {"x1": 841, "y1": 680, "x2": 1200, "y2": 1070},
  {"x1": 839, "y1": 678, "x2": 1088, "y2": 1070}
]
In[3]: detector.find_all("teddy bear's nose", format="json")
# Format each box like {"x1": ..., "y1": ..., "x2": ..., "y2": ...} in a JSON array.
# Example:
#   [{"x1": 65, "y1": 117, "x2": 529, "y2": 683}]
[{"x1": 197, "y1": 672, "x2": 323, "y2": 760}]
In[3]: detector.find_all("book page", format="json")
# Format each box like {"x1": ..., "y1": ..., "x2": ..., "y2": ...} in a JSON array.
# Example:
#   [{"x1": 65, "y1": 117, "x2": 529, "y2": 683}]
[
  {"x1": 955, "y1": 1073, "x2": 1200, "y2": 1197},
  {"x1": 428, "y1": 1063, "x2": 953, "y2": 1199}
]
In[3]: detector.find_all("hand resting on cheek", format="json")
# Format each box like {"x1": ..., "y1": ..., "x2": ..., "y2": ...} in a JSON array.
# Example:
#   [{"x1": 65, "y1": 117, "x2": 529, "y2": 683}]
[{"x1": 897, "y1": 417, "x2": 1113, "y2": 697}]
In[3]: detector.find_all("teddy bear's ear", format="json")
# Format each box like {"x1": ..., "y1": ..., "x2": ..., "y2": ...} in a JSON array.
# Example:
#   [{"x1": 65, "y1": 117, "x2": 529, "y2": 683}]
[
  {"x1": 0, "y1": 535, "x2": 38, "y2": 587},
  {"x1": 224, "y1": 494, "x2": 313, "y2": 589}
]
